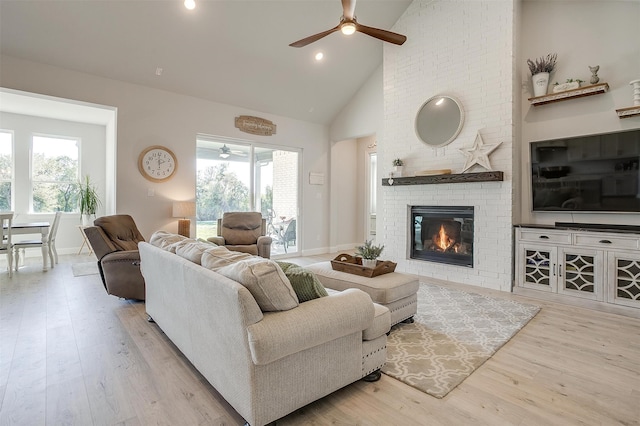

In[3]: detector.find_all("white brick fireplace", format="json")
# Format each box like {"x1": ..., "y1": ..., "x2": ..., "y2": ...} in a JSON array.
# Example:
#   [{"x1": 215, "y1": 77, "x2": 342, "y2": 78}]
[{"x1": 380, "y1": 0, "x2": 517, "y2": 292}]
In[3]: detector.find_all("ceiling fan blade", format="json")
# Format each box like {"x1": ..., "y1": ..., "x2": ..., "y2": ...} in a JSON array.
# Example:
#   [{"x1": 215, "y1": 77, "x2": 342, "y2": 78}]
[
  {"x1": 289, "y1": 25, "x2": 341, "y2": 48},
  {"x1": 356, "y1": 23, "x2": 407, "y2": 45},
  {"x1": 341, "y1": 0, "x2": 356, "y2": 20}
]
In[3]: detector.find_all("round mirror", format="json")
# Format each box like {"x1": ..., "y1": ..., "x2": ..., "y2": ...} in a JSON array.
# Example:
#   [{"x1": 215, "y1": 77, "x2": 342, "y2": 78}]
[{"x1": 415, "y1": 95, "x2": 465, "y2": 147}]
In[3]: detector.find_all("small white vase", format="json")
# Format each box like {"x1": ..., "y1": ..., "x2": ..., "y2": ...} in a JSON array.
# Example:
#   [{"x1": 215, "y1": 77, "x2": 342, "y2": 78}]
[
  {"x1": 392, "y1": 166, "x2": 404, "y2": 177},
  {"x1": 362, "y1": 259, "x2": 377, "y2": 268},
  {"x1": 532, "y1": 72, "x2": 550, "y2": 97},
  {"x1": 630, "y1": 79, "x2": 640, "y2": 106}
]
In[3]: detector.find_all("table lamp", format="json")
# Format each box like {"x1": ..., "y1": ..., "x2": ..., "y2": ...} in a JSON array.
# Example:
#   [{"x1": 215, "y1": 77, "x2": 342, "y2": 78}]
[{"x1": 172, "y1": 202, "x2": 196, "y2": 237}]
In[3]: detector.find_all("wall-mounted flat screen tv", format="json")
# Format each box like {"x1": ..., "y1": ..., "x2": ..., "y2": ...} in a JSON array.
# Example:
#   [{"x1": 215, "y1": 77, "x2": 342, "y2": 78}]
[{"x1": 531, "y1": 129, "x2": 640, "y2": 213}]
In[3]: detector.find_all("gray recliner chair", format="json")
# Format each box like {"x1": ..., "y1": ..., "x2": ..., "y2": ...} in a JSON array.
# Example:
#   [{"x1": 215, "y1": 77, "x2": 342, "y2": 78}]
[
  {"x1": 207, "y1": 212, "x2": 272, "y2": 258},
  {"x1": 84, "y1": 214, "x2": 146, "y2": 300}
]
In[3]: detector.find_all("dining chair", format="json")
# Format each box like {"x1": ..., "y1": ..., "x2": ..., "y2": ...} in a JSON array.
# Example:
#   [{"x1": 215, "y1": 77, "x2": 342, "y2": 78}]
[
  {"x1": 13, "y1": 211, "x2": 62, "y2": 271},
  {"x1": 0, "y1": 211, "x2": 14, "y2": 277}
]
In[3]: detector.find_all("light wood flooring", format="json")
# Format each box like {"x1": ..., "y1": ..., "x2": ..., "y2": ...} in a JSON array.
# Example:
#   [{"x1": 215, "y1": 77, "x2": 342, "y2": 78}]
[{"x1": 1, "y1": 254, "x2": 639, "y2": 425}]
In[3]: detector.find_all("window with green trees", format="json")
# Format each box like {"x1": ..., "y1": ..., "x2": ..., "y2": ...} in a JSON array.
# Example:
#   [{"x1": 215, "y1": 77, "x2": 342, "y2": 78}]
[{"x1": 31, "y1": 135, "x2": 79, "y2": 213}]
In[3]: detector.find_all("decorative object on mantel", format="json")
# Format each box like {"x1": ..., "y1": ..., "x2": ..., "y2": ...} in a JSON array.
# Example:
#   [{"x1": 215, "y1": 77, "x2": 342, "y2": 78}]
[
  {"x1": 392, "y1": 158, "x2": 404, "y2": 177},
  {"x1": 354, "y1": 240, "x2": 385, "y2": 269},
  {"x1": 234, "y1": 115, "x2": 277, "y2": 136},
  {"x1": 382, "y1": 171, "x2": 503, "y2": 186},
  {"x1": 589, "y1": 65, "x2": 600, "y2": 84},
  {"x1": 552, "y1": 79, "x2": 583, "y2": 93},
  {"x1": 459, "y1": 130, "x2": 502, "y2": 173},
  {"x1": 527, "y1": 53, "x2": 557, "y2": 97},
  {"x1": 414, "y1": 169, "x2": 452, "y2": 176},
  {"x1": 528, "y1": 82, "x2": 609, "y2": 106}
]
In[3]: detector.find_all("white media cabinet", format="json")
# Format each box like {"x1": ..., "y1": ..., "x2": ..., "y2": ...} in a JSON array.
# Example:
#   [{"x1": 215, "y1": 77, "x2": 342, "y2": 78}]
[{"x1": 514, "y1": 225, "x2": 640, "y2": 312}]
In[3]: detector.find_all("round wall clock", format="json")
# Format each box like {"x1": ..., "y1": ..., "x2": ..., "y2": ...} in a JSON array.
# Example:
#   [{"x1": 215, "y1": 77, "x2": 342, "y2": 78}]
[{"x1": 138, "y1": 145, "x2": 178, "y2": 182}]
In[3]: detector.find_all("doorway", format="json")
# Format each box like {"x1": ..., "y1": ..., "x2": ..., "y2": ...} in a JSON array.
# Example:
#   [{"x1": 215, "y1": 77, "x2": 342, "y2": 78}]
[{"x1": 196, "y1": 136, "x2": 300, "y2": 256}]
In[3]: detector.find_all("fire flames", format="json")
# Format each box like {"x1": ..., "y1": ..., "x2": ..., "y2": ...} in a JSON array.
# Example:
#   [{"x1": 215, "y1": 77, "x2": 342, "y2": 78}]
[
  {"x1": 433, "y1": 224, "x2": 456, "y2": 251},
  {"x1": 430, "y1": 224, "x2": 468, "y2": 254}
]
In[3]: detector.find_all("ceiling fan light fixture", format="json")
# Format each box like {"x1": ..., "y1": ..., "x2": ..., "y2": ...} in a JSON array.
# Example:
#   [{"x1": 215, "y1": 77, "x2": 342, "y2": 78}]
[
  {"x1": 340, "y1": 22, "x2": 356, "y2": 35},
  {"x1": 220, "y1": 144, "x2": 231, "y2": 158},
  {"x1": 219, "y1": 152, "x2": 230, "y2": 159}
]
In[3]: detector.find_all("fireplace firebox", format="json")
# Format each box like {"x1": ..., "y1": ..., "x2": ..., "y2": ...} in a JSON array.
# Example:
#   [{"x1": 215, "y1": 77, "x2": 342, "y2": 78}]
[{"x1": 410, "y1": 206, "x2": 474, "y2": 267}]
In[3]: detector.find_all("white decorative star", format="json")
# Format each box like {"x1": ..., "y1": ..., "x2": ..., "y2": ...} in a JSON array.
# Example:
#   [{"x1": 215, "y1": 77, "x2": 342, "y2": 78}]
[{"x1": 459, "y1": 131, "x2": 503, "y2": 173}]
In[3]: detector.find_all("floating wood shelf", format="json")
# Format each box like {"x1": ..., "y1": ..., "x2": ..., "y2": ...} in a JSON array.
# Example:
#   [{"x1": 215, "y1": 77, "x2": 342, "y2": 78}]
[
  {"x1": 616, "y1": 105, "x2": 640, "y2": 119},
  {"x1": 528, "y1": 83, "x2": 609, "y2": 106},
  {"x1": 382, "y1": 171, "x2": 503, "y2": 186}
]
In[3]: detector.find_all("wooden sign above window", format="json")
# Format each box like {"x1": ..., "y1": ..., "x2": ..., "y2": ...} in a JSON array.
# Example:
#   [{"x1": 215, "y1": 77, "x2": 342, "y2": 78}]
[{"x1": 234, "y1": 115, "x2": 277, "y2": 136}]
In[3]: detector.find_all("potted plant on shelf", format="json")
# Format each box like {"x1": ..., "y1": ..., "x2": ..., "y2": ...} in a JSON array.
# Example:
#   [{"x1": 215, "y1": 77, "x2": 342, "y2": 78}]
[
  {"x1": 392, "y1": 158, "x2": 404, "y2": 177},
  {"x1": 355, "y1": 239, "x2": 385, "y2": 268},
  {"x1": 78, "y1": 175, "x2": 101, "y2": 226},
  {"x1": 527, "y1": 53, "x2": 557, "y2": 97}
]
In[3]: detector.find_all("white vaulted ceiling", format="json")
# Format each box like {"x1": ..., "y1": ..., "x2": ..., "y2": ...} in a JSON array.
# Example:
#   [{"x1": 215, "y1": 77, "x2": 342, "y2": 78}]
[{"x1": 0, "y1": 0, "x2": 411, "y2": 125}]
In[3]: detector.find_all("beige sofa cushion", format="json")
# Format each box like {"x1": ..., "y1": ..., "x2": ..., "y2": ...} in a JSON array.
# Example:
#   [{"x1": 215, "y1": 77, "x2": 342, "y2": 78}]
[
  {"x1": 216, "y1": 258, "x2": 299, "y2": 312},
  {"x1": 201, "y1": 246, "x2": 254, "y2": 270},
  {"x1": 149, "y1": 231, "x2": 190, "y2": 252},
  {"x1": 175, "y1": 241, "x2": 217, "y2": 264}
]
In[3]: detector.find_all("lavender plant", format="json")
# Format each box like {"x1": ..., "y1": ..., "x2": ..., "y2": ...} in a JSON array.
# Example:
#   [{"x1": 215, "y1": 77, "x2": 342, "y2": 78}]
[{"x1": 527, "y1": 53, "x2": 557, "y2": 75}]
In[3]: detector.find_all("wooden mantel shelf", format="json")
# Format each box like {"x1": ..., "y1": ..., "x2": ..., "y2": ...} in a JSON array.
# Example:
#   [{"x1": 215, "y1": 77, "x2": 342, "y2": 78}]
[
  {"x1": 616, "y1": 105, "x2": 640, "y2": 119},
  {"x1": 528, "y1": 83, "x2": 609, "y2": 106},
  {"x1": 382, "y1": 171, "x2": 503, "y2": 186}
]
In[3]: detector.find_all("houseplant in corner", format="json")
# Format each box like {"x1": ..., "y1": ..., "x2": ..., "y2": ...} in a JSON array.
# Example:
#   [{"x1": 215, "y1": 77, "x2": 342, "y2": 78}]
[
  {"x1": 355, "y1": 239, "x2": 385, "y2": 268},
  {"x1": 527, "y1": 53, "x2": 557, "y2": 97},
  {"x1": 78, "y1": 175, "x2": 101, "y2": 226}
]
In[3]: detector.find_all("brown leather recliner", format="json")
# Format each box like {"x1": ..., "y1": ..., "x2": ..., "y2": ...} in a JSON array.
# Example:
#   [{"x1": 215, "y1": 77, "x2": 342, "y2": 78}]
[
  {"x1": 84, "y1": 214, "x2": 146, "y2": 300},
  {"x1": 207, "y1": 212, "x2": 272, "y2": 258}
]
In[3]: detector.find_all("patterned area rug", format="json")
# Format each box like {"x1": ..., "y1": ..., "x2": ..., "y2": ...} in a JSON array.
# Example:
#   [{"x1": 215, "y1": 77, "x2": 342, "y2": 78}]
[
  {"x1": 382, "y1": 282, "x2": 540, "y2": 398},
  {"x1": 72, "y1": 261, "x2": 99, "y2": 277}
]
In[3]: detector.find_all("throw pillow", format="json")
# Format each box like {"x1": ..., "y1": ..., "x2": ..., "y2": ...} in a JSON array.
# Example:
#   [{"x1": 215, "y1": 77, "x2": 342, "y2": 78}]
[
  {"x1": 201, "y1": 246, "x2": 254, "y2": 271},
  {"x1": 217, "y1": 258, "x2": 299, "y2": 312},
  {"x1": 276, "y1": 261, "x2": 329, "y2": 303}
]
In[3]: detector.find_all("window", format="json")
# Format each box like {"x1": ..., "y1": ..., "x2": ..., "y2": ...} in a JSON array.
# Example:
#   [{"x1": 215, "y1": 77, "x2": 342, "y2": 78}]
[
  {"x1": 196, "y1": 136, "x2": 300, "y2": 255},
  {"x1": 31, "y1": 135, "x2": 79, "y2": 213},
  {"x1": 0, "y1": 131, "x2": 12, "y2": 210}
]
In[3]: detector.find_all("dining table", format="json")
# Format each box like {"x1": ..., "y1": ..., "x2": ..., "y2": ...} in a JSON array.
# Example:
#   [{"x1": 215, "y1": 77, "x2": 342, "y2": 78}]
[{"x1": 9, "y1": 221, "x2": 51, "y2": 270}]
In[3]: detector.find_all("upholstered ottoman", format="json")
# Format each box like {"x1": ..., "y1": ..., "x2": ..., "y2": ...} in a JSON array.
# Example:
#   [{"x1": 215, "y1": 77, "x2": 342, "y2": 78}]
[{"x1": 306, "y1": 261, "x2": 419, "y2": 326}]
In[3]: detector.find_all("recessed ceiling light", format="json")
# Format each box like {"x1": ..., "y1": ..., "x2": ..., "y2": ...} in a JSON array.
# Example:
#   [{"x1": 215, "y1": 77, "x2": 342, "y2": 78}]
[
  {"x1": 184, "y1": 0, "x2": 196, "y2": 10},
  {"x1": 315, "y1": 52, "x2": 324, "y2": 61},
  {"x1": 155, "y1": 67, "x2": 163, "y2": 76}
]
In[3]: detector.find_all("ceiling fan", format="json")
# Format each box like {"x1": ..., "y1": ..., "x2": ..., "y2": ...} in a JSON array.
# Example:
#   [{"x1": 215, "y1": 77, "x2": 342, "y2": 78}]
[
  {"x1": 219, "y1": 144, "x2": 247, "y2": 159},
  {"x1": 289, "y1": 0, "x2": 407, "y2": 48}
]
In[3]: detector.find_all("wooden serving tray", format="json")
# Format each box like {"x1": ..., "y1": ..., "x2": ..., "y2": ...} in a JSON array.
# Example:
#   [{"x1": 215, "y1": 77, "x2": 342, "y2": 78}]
[{"x1": 330, "y1": 254, "x2": 397, "y2": 278}]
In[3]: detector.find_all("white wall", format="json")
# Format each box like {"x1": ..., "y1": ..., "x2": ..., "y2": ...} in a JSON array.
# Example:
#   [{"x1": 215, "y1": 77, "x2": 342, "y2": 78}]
[
  {"x1": 329, "y1": 138, "x2": 358, "y2": 251},
  {"x1": 520, "y1": 0, "x2": 640, "y2": 226},
  {"x1": 381, "y1": 0, "x2": 516, "y2": 291},
  {"x1": 0, "y1": 55, "x2": 331, "y2": 254},
  {"x1": 329, "y1": 66, "x2": 384, "y2": 143}
]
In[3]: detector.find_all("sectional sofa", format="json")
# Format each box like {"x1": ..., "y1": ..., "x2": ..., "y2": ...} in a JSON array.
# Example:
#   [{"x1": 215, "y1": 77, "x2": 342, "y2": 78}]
[{"x1": 139, "y1": 232, "x2": 390, "y2": 426}]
